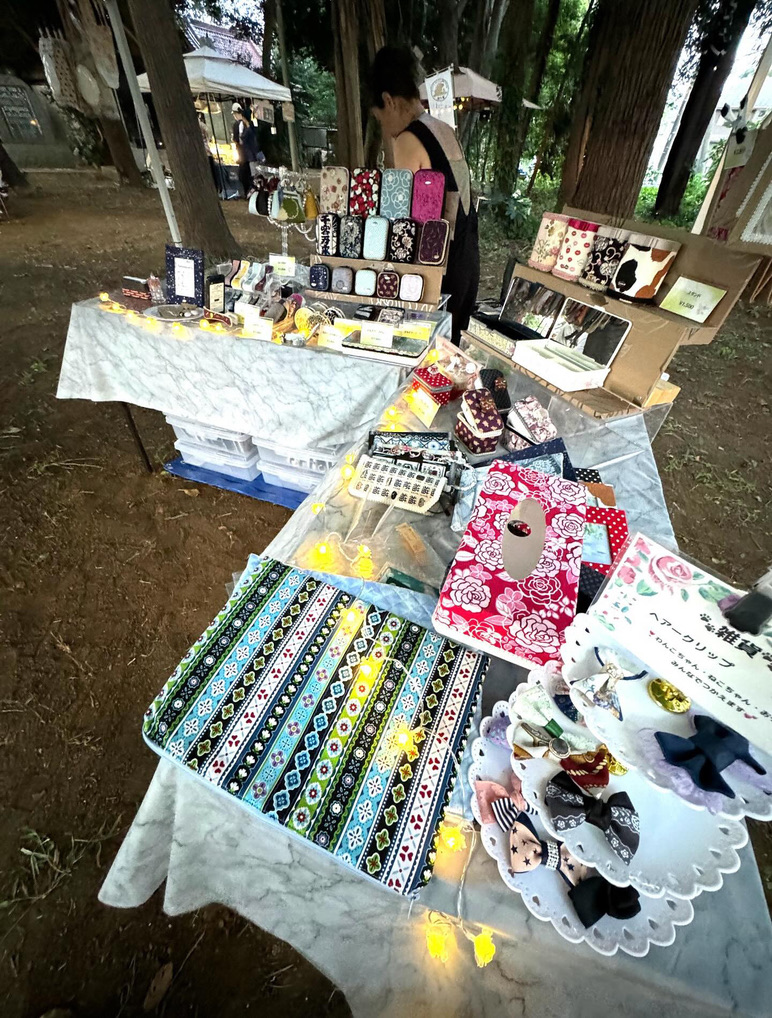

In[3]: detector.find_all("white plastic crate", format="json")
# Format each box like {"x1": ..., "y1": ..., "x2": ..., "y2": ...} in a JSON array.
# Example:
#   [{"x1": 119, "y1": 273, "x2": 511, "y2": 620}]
[
  {"x1": 259, "y1": 461, "x2": 322, "y2": 494},
  {"x1": 174, "y1": 438, "x2": 261, "y2": 482},
  {"x1": 166, "y1": 414, "x2": 254, "y2": 458},
  {"x1": 252, "y1": 439, "x2": 342, "y2": 476}
]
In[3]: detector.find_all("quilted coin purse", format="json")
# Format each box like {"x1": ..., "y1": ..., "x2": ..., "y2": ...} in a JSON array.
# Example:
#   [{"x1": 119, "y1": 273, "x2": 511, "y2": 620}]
[
  {"x1": 340, "y1": 215, "x2": 364, "y2": 259},
  {"x1": 363, "y1": 216, "x2": 390, "y2": 260},
  {"x1": 399, "y1": 273, "x2": 424, "y2": 302},
  {"x1": 319, "y1": 166, "x2": 350, "y2": 216},
  {"x1": 418, "y1": 219, "x2": 450, "y2": 265},
  {"x1": 376, "y1": 270, "x2": 399, "y2": 299},
  {"x1": 309, "y1": 264, "x2": 331, "y2": 291},
  {"x1": 332, "y1": 266, "x2": 354, "y2": 294},
  {"x1": 349, "y1": 168, "x2": 381, "y2": 216},
  {"x1": 388, "y1": 218, "x2": 418, "y2": 263},
  {"x1": 411, "y1": 169, "x2": 445, "y2": 223},
  {"x1": 355, "y1": 268, "x2": 377, "y2": 296},
  {"x1": 316, "y1": 212, "x2": 339, "y2": 256},
  {"x1": 460, "y1": 389, "x2": 503, "y2": 438},
  {"x1": 380, "y1": 168, "x2": 413, "y2": 219}
]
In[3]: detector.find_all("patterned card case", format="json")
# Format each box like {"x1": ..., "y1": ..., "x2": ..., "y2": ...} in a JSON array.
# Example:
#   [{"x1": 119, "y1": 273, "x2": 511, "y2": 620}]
[
  {"x1": 309, "y1": 264, "x2": 331, "y2": 291},
  {"x1": 320, "y1": 166, "x2": 350, "y2": 216},
  {"x1": 432, "y1": 465, "x2": 587, "y2": 667},
  {"x1": 454, "y1": 417, "x2": 500, "y2": 455},
  {"x1": 417, "y1": 220, "x2": 450, "y2": 265},
  {"x1": 363, "y1": 216, "x2": 390, "y2": 260},
  {"x1": 369, "y1": 431, "x2": 454, "y2": 456},
  {"x1": 399, "y1": 273, "x2": 424, "y2": 302},
  {"x1": 501, "y1": 438, "x2": 577, "y2": 482},
  {"x1": 378, "y1": 306, "x2": 404, "y2": 324},
  {"x1": 143, "y1": 557, "x2": 487, "y2": 896},
  {"x1": 388, "y1": 219, "x2": 418, "y2": 263},
  {"x1": 376, "y1": 270, "x2": 399, "y2": 299},
  {"x1": 460, "y1": 389, "x2": 503, "y2": 438},
  {"x1": 411, "y1": 169, "x2": 445, "y2": 223},
  {"x1": 355, "y1": 268, "x2": 377, "y2": 296},
  {"x1": 317, "y1": 212, "x2": 339, "y2": 257},
  {"x1": 380, "y1": 168, "x2": 413, "y2": 220},
  {"x1": 508, "y1": 396, "x2": 557, "y2": 444},
  {"x1": 332, "y1": 266, "x2": 354, "y2": 294},
  {"x1": 349, "y1": 168, "x2": 381, "y2": 217},
  {"x1": 340, "y1": 216, "x2": 364, "y2": 259}
]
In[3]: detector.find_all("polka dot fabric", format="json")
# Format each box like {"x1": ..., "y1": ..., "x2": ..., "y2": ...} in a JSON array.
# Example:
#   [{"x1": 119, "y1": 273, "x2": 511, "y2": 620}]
[
  {"x1": 583, "y1": 505, "x2": 629, "y2": 575},
  {"x1": 552, "y1": 218, "x2": 600, "y2": 281}
]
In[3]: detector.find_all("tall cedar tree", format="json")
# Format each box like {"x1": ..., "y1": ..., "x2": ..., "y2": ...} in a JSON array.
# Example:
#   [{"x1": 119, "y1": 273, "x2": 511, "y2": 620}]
[
  {"x1": 560, "y1": 0, "x2": 699, "y2": 217},
  {"x1": 126, "y1": 0, "x2": 241, "y2": 254}
]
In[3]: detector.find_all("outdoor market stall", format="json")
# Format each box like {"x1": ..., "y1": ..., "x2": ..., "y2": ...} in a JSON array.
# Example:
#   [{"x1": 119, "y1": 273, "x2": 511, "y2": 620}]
[{"x1": 98, "y1": 342, "x2": 772, "y2": 1018}]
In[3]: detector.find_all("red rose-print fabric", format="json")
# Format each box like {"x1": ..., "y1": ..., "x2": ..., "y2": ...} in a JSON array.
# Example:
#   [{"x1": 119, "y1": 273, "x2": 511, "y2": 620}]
[{"x1": 433, "y1": 463, "x2": 586, "y2": 668}]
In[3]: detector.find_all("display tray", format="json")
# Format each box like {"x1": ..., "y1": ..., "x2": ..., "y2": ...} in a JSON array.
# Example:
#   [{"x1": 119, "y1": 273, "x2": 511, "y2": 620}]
[{"x1": 310, "y1": 254, "x2": 445, "y2": 308}]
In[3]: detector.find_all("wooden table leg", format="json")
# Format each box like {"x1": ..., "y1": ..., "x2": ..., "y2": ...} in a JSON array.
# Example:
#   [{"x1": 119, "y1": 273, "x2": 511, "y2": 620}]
[{"x1": 121, "y1": 402, "x2": 153, "y2": 473}]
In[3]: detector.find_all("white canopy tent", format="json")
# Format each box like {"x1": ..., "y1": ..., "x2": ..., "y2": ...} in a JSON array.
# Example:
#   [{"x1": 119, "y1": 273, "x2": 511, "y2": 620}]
[
  {"x1": 419, "y1": 66, "x2": 502, "y2": 110},
  {"x1": 137, "y1": 44, "x2": 291, "y2": 101}
]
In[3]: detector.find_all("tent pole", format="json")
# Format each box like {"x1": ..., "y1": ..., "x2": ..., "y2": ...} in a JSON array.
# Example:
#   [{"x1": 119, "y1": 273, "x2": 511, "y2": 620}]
[
  {"x1": 207, "y1": 91, "x2": 225, "y2": 198},
  {"x1": 104, "y1": 0, "x2": 181, "y2": 243},
  {"x1": 274, "y1": 0, "x2": 299, "y2": 170}
]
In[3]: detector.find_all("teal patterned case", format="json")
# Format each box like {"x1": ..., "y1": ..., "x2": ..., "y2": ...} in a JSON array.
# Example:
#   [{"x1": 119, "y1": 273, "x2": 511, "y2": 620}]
[
  {"x1": 363, "y1": 216, "x2": 390, "y2": 261},
  {"x1": 380, "y1": 169, "x2": 413, "y2": 220},
  {"x1": 142, "y1": 558, "x2": 487, "y2": 896}
]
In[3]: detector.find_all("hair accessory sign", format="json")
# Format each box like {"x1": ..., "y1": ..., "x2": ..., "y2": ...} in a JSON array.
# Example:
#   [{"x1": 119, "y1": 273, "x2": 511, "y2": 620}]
[{"x1": 424, "y1": 67, "x2": 456, "y2": 128}]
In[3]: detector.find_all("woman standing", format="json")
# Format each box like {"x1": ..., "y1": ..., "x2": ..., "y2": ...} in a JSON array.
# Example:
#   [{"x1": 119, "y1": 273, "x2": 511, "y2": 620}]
[
  {"x1": 231, "y1": 103, "x2": 259, "y2": 198},
  {"x1": 370, "y1": 47, "x2": 479, "y2": 344}
]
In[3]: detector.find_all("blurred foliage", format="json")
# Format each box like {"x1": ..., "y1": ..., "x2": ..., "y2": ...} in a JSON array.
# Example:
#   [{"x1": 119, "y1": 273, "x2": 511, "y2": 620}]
[
  {"x1": 289, "y1": 51, "x2": 336, "y2": 126},
  {"x1": 636, "y1": 171, "x2": 710, "y2": 229}
]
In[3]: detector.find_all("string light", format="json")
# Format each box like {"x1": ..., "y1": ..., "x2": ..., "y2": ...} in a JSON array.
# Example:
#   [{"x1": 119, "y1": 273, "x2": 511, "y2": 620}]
[
  {"x1": 199, "y1": 319, "x2": 211, "y2": 330},
  {"x1": 99, "y1": 292, "x2": 110, "y2": 302},
  {"x1": 341, "y1": 464, "x2": 354, "y2": 480},
  {"x1": 472, "y1": 929, "x2": 496, "y2": 968},
  {"x1": 425, "y1": 348, "x2": 440, "y2": 364},
  {"x1": 344, "y1": 453, "x2": 355, "y2": 465},
  {"x1": 310, "y1": 502, "x2": 325, "y2": 515},
  {"x1": 425, "y1": 913, "x2": 454, "y2": 964},
  {"x1": 385, "y1": 405, "x2": 399, "y2": 420},
  {"x1": 439, "y1": 823, "x2": 467, "y2": 853}
]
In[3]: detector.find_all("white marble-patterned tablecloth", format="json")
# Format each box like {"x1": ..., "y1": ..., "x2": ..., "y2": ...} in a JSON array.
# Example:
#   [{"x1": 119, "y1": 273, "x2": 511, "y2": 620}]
[{"x1": 57, "y1": 300, "x2": 406, "y2": 449}]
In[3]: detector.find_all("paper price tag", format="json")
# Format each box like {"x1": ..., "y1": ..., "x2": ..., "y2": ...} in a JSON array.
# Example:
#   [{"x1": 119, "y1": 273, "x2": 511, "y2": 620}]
[
  {"x1": 318, "y1": 325, "x2": 344, "y2": 350},
  {"x1": 243, "y1": 317, "x2": 274, "y2": 342},
  {"x1": 269, "y1": 254, "x2": 296, "y2": 276},
  {"x1": 360, "y1": 321, "x2": 394, "y2": 349},
  {"x1": 396, "y1": 321, "x2": 433, "y2": 342},
  {"x1": 405, "y1": 385, "x2": 439, "y2": 427},
  {"x1": 659, "y1": 277, "x2": 727, "y2": 324}
]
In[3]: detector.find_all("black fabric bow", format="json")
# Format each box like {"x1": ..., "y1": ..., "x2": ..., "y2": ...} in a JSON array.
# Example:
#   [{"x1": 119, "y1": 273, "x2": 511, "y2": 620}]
[
  {"x1": 568, "y1": 874, "x2": 641, "y2": 928},
  {"x1": 545, "y1": 770, "x2": 640, "y2": 864},
  {"x1": 655, "y1": 715, "x2": 766, "y2": 798}
]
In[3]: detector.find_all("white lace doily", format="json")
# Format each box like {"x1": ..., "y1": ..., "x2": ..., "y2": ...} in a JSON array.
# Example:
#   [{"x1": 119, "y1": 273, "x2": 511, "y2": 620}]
[
  {"x1": 515, "y1": 756, "x2": 748, "y2": 899},
  {"x1": 467, "y1": 728, "x2": 694, "y2": 956}
]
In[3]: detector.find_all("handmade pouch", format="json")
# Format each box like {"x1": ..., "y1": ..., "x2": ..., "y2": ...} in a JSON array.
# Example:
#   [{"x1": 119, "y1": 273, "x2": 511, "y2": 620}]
[
  {"x1": 332, "y1": 266, "x2": 354, "y2": 294},
  {"x1": 143, "y1": 557, "x2": 487, "y2": 896},
  {"x1": 411, "y1": 169, "x2": 445, "y2": 222},
  {"x1": 319, "y1": 165, "x2": 350, "y2": 216},
  {"x1": 280, "y1": 188, "x2": 305, "y2": 224},
  {"x1": 363, "y1": 216, "x2": 390, "y2": 260},
  {"x1": 317, "y1": 212, "x2": 339, "y2": 256},
  {"x1": 376, "y1": 270, "x2": 400, "y2": 300},
  {"x1": 553, "y1": 219, "x2": 600, "y2": 281},
  {"x1": 454, "y1": 417, "x2": 500, "y2": 455},
  {"x1": 349, "y1": 168, "x2": 381, "y2": 216},
  {"x1": 417, "y1": 219, "x2": 450, "y2": 265},
  {"x1": 580, "y1": 226, "x2": 630, "y2": 293},
  {"x1": 609, "y1": 236, "x2": 680, "y2": 301},
  {"x1": 399, "y1": 273, "x2": 424, "y2": 302},
  {"x1": 414, "y1": 366, "x2": 454, "y2": 394},
  {"x1": 479, "y1": 369, "x2": 511, "y2": 414},
  {"x1": 528, "y1": 212, "x2": 570, "y2": 272},
  {"x1": 256, "y1": 191, "x2": 271, "y2": 216},
  {"x1": 380, "y1": 168, "x2": 413, "y2": 220},
  {"x1": 461, "y1": 388, "x2": 504, "y2": 438},
  {"x1": 309, "y1": 264, "x2": 331, "y2": 291},
  {"x1": 508, "y1": 396, "x2": 557, "y2": 444},
  {"x1": 388, "y1": 218, "x2": 418, "y2": 263},
  {"x1": 355, "y1": 268, "x2": 377, "y2": 296},
  {"x1": 340, "y1": 215, "x2": 364, "y2": 259},
  {"x1": 504, "y1": 429, "x2": 533, "y2": 452}
]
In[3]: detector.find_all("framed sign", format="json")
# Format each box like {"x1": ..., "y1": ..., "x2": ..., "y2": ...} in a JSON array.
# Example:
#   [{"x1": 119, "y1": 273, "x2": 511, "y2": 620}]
[
  {"x1": 165, "y1": 245, "x2": 204, "y2": 306},
  {"x1": 581, "y1": 505, "x2": 628, "y2": 575}
]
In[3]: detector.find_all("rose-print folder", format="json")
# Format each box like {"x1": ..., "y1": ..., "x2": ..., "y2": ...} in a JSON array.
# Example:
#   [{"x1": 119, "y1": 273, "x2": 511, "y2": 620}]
[
  {"x1": 143, "y1": 558, "x2": 488, "y2": 896},
  {"x1": 432, "y1": 464, "x2": 586, "y2": 668}
]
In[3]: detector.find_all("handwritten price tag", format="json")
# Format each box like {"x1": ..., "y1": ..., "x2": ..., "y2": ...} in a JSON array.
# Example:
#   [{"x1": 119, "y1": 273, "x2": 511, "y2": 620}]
[
  {"x1": 269, "y1": 254, "x2": 296, "y2": 276},
  {"x1": 360, "y1": 322, "x2": 394, "y2": 349}
]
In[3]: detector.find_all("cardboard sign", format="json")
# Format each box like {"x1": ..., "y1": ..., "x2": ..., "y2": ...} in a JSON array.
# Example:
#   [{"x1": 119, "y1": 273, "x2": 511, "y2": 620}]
[
  {"x1": 360, "y1": 321, "x2": 394, "y2": 349},
  {"x1": 269, "y1": 254, "x2": 296, "y2": 276},
  {"x1": 590, "y1": 533, "x2": 772, "y2": 752},
  {"x1": 660, "y1": 277, "x2": 727, "y2": 324},
  {"x1": 281, "y1": 101, "x2": 295, "y2": 123}
]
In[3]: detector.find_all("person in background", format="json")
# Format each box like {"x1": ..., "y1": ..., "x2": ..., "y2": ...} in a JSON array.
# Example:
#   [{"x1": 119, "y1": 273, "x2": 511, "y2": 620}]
[
  {"x1": 198, "y1": 111, "x2": 221, "y2": 195},
  {"x1": 231, "y1": 103, "x2": 259, "y2": 198},
  {"x1": 369, "y1": 46, "x2": 479, "y2": 344}
]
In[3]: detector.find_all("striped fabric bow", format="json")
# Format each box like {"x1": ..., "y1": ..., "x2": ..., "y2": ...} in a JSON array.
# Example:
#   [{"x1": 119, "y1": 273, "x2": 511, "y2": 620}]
[
  {"x1": 545, "y1": 771, "x2": 640, "y2": 864},
  {"x1": 475, "y1": 780, "x2": 589, "y2": 887}
]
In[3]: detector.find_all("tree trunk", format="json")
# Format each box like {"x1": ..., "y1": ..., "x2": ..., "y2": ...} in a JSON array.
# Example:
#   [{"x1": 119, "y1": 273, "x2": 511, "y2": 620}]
[
  {"x1": 437, "y1": 0, "x2": 469, "y2": 69},
  {"x1": 493, "y1": 0, "x2": 535, "y2": 194},
  {"x1": 332, "y1": 0, "x2": 364, "y2": 168},
  {"x1": 99, "y1": 115, "x2": 143, "y2": 187},
  {"x1": 560, "y1": 0, "x2": 698, "y2": 218},
  {"x1": 262, "y1": 0, "x2": 276, "y2": 74},
  {"x1": 126, "y1": 0, "x2": 240, "y2": 255},
  {"x1": 654, "y1": 0, "x2": 756, "y2": 218},
  {"x1": 362, "y1": 0, "x2": 387, "y2": 166},
  {"x1": 0, "y1": 141, "x2": 28, "y2": 188}
]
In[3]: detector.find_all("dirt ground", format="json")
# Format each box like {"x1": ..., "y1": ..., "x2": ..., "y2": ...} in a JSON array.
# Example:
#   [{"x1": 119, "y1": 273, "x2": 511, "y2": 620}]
[{"x1": 0, "y1": 171, "x2": 770, "y2": 1018}]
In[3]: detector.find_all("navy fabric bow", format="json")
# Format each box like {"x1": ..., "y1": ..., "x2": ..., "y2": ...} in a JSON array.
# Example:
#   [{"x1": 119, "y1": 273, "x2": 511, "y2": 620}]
[
  {"x1": 655, "y1": 715, "x2": 766, "y2": 799},
  {"x1": 568, "y1": 874, "x2": 641, "y2": 928},
  {"x1": 545, "y1": 770, "x2": 640, "y2": 864}
]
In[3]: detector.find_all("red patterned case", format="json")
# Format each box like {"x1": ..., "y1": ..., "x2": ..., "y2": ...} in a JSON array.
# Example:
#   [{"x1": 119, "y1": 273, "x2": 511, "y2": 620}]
[
  {"x1": 349, "y1": 168, "x2": 381, "y2": 217},
  {"x1": 411, "y1": 170, "x2": 445, "y2": 223},
  {"x1": 413, "y1": 366, "x2": 453, "y2": 393},
  {"x1": 376, "y1": 270, "x2": 399, "y2": 299},
  {"x1": 414, "y1": 380, "x2": 455, "y2": 407}
]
